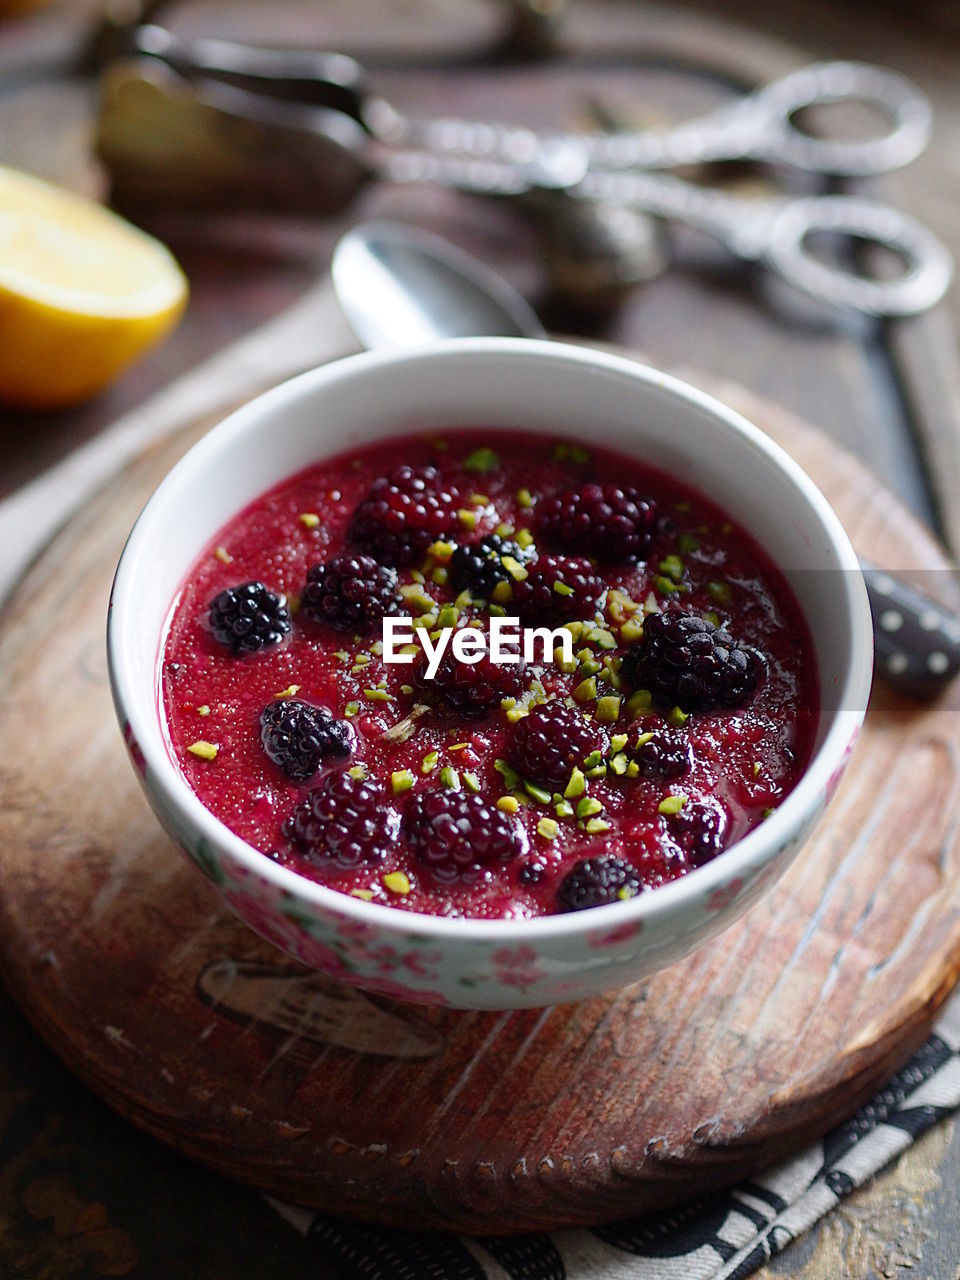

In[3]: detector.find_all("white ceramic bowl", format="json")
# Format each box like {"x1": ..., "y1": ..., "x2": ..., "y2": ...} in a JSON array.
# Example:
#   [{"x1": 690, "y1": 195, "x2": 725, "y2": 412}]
[{"x1": 108, "y1": 339, "x2": 872, "y2": 1009}]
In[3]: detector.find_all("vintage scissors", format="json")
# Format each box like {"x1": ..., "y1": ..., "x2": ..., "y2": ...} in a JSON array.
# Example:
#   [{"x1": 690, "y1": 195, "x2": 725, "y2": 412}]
[{"x1": 97, "y1": 35, "x2": 954, "y2": 317}]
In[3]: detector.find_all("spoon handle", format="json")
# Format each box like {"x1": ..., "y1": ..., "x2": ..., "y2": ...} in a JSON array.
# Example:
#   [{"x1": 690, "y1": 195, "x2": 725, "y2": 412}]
[{"x1": 861, "y1": 560, "x2": 960, "y2": 696}]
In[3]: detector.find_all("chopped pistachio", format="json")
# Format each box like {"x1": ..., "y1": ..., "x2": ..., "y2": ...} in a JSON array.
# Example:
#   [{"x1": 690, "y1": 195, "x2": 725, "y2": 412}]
[
  {"x1": 350, "y1": 888, "x2": 374, "y2": 901},
  {"x1": 524, "y1": 780, "x2": 552, "y2": 805},
  {"x1": 585, "y1": 817, "x2": 611, "y2": 834},
  {"x1": 626, "y1": 689, "x2": 653, "y2": 718},
  {"x1": 626, "y1": 760, "x2": 640, "y2": 778},
  {"x1": 595, "y1": 695, "x2": 621, "y2": 723},
  {"x1": 582, "y1": 750, "x2": 605, "y2": 770},
  {"x1": 576, "y1": 796, "x2": 603, "y2": 819},
  {"x1": 675, "y1": 499, "x2": 691, "y2": 513},
  {"x1": 552, "y1": 441, "x2": 590, "y2": 464},
  {"x1": 516, "y1": 487, "x2": 534, "y2": 509},
  {"x1": 515, "y1": 526, "x2": 534, "y2": 549},
  {"x1": 762, "y1": 806, "x2": 776, "y2": 820},
  {"x1": 502, "y1": 555, "x2": 529, "y2": 581},
  {"x1": 505, "y1": 704, "x2": 529, "y2": 723},
  {"x1": 427, "y1": 539, "x2": 456, "y2": 561},
  {"x1": 462, "y1": 770, "x2": 481, "y2": 793},
  {"x1": 537, "y1": 817, "x2": 560, "y2": 841},
  {"x1": 552, "y1": 580, "x2": 574, "y2": 597},
  {"x1": 187, "y1": 740, "x2": 219, "y2": 760},
  {"x1": 463, "y1": 446, "x2": 499, "y2": 473},
  {"x1": 677, "y1": 532, "x2": 700, "y2": 554},
  {"x1": 658, "y1": 794, "x2": 687, "y2": 816},
  {"x1": 383, "y1": 871, "x2": 411, "y2": 895},
  {"x1": 617, "y1": 885, "x2": 637, "y2": 900},
  {"x1": 588, "y1": 627, "x2": 618, "y2": 651},
  {"x1": 659, "y1": 554, "x2": 685, "y2": 583},
  {"x1": 610, "y1": 733, "x2": 629, "y2": 754},
  {"x1": 344, "y1": 700, "x2": 361, "y2": 718},
  {"x1": 400, "y1": 684, "x2": 414, "y2": 696},
  {"x1": 348, "y1": 764, "x2": 367, "y2": 780},
  {"x1": 655, "y1": 575, "x2": 683, "y2": 595},
  {"x1": 580, "y1": 658, "x2": 602, "y2": 678},
  {"x1": 609, "y1": 752, "x2": 629, "y2": 776},
  {"x1": 494, "y1": 758, "x2": 520, "y2": 789},
  {"x1": 410, "y1": 568, "x2": 426, "y2": 585},
  {"x1": 573, "y1": 677, "x2": 598, "y2": 703},
  {"x1": 555, "y1": 648, "x2": 578, "y2": 674},
  {"x1": 437, "y1": 604, "x2": 460, "y2": 628},
  {"x1": 492, "y1": 580, "x2": 513, "y2": 605},
  {"x1": 431, "y1": 566, "x2": 449, "y2": 586},
  {"x1": 273, "y1": 684, "x2": 301, "y2": 700},
  {"x1": 439, "y1": 766, "x2": 461, "y2": 790},
  {"x1": 668, "y1": 705, "x2": 689, "y2": 726},
  {"x1": 457, "y1": 508, "x2": 477, "y2": 530},
  {"x1": 364, "y1": 688, "x2": 394, "y2": 702},
  {"x1": 391, "y1": 769, "x2": 415, "y2": 794},
  {"x1": 488, "y1": 603, "x2": 507, "y2": 617},
  {"x1": 399, "y1": 584, "x2": 437, "y2": 614},
  {"x1": 753, "y1": 761, "x2": 762, "y2": 777},
  {"x1": 634, "y1": 731, "x2": 654, "y2": 747},
  {"x1": 197, "y1": 705, "x2": 211, "y2": 717},
  {"x1": 213, "y1": 545, "x2": 233, "y2": 564},
  {"x1": 586, "y1": 763, "x2": 608, "y2": 779},
  {"x1": 334, "y1": 649, "x2": 350, "y2": 662},
  {"x1": 497, "y1": 795, "x2": 520, "y2": 814},
  {"x1": 563, "y1": 767, "x2": 587, "y2": 799},
  {"x1": 620, "y1": 616, "x2": 645, "y2": 643},
  {"x1": 299, "y1": 512, "x2": 320, "y2": 528},
  {"x1": 708, "y1": 581, "x2": 733, "y2": 605},
  {"x1": 421, "y1": 750, "x2": 439, "y2": 774}
]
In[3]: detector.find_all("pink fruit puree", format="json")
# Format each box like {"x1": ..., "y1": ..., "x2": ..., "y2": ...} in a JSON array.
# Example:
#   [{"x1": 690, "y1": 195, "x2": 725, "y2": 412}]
[{"x1": 160, "y1": 429, "x2": 817, "y2": 919}]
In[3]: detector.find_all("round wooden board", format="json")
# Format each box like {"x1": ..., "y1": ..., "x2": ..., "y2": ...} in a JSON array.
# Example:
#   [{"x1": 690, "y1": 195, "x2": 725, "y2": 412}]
[{"x1": 2, "y1": 368, "x2": 960, "y2": 1236}]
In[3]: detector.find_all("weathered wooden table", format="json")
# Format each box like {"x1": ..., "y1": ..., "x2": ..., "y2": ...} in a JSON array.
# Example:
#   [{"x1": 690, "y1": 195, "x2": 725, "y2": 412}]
[{"x1": 2, "y1": 1, "x2": 959, "y2": 1276}]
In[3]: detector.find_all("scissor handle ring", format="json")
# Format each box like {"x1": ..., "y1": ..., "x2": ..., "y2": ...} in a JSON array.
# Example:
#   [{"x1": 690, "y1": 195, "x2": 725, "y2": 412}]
[
  {"x1": 753, "y1": 61, "x2": 931, "y2": 176},
  {"x1": 765, "y1": 196, "x2": 953, "y2": 317}
]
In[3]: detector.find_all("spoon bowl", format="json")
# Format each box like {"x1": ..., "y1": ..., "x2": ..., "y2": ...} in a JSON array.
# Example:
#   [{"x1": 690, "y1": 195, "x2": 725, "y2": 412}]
[{"x1": 331, "y1": 221, "x2": 545, "y2": 349}]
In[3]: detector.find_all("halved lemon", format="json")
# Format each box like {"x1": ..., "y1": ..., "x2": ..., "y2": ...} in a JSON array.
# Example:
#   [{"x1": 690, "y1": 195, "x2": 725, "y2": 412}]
[{"x1": 0, "y1": 165, "x2": 188, "y2": 409}]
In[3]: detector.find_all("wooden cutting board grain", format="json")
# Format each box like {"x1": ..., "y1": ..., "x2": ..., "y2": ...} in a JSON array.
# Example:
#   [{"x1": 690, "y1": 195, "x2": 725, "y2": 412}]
[{"x1": 0, "y1": 371, "x2": 959, "y2": 1234}]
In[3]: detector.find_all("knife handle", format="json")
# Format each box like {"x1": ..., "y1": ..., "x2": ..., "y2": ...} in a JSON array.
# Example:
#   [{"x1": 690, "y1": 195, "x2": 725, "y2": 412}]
[{"x1": 862, "y1": 561, "x2": 960, "y2": 697}]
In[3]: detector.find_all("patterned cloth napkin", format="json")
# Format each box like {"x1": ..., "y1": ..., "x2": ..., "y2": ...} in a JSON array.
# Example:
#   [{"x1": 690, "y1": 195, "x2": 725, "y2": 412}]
[{"x1": 272, "y1": 992, "x2": 960, "y2": 1280}]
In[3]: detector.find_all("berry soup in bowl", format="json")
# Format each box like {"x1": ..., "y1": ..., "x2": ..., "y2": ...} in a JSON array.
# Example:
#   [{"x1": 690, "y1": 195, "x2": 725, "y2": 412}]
[{"x1": 108, "y1": 338, "x2": 871, "y2": 1009}]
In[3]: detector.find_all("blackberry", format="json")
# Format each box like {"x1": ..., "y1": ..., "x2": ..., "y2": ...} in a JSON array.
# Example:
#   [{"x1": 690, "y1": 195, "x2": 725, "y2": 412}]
[
  {"x1": 284, "y1": 772, "x2": 399, "y2": 869},
  {"x1": 208, "y1": 581, "x2": 290, "y2": 656},
  {"x1": 511, "y1": 554, "x2": 604, "y2": 624},
  {"x1": 405, "y1": 789, "x2": 526, "y2": 883},
  {"x1": 411, "y1": 632, "x2": 526, "y2": 719},
  {"x1": 537, "y1": 483, "x2": 657, "y2": 561},
  {"x1": 664, "y1": 799, "x2": 727, "y2": 868},
  {"x1": 628, "y1": 726, "x2": 693, "y2": 780},
  {"x1": 300, "y1": 554, "x2": 400, "y2": 633},
  {"x1": 621, "y1": 608, "x2": 762, "y2": 712},
  {"x1": 350, "y1": 464, "x2": 460, "y2": 568},
  {"x1": 556, "y1": 856, "x2": 641, "y2": 912},
  {"x1": 507, "y1": 700, "x2": 607, "y2": 790},
  {"x1": 448, "y1": 535, "x2": 534, "y2": 600},
  {"x1": 259, "y1": 699, "x2": 353, "y2": 782}
]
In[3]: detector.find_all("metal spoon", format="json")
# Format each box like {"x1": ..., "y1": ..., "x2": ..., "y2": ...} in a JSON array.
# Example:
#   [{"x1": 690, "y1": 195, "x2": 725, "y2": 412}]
[
  {"x1": 331, "y1": 221, "x2": 960, "y2": 697},
  {"x1": 331, "y1": 222, "x2": 545, "y2": 350}
]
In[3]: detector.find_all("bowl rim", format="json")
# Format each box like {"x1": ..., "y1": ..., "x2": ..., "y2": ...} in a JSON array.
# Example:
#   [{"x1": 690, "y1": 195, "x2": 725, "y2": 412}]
[{"x1": 108, "y1": 337, "x2": 873, "y2": 942}]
